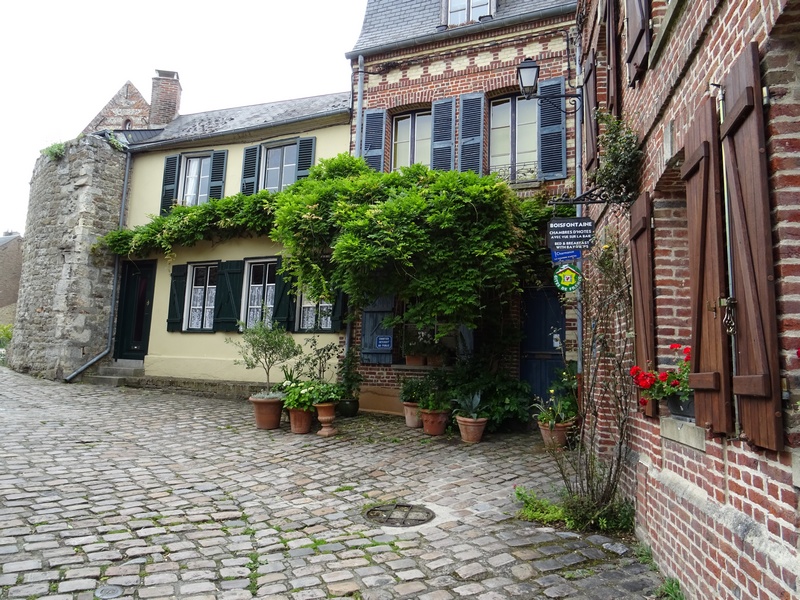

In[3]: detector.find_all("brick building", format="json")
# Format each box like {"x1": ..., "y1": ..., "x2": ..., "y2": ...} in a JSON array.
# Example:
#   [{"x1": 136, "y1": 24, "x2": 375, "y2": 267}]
[
  {"x1": 345, "y1": 0, "x2": 579, "y2": 412},
  {"x1": 578, "y1": 0, "x2": 800, "y2": 597}
]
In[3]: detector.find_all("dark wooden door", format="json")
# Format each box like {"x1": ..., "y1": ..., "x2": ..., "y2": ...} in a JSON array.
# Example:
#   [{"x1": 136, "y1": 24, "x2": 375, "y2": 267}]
[
  {"x1": 115, "y1": 261, "x2": 156, "y2": 360},
  {"x1": 521, "y1": 288, "x2": 566, "y2": 402}
]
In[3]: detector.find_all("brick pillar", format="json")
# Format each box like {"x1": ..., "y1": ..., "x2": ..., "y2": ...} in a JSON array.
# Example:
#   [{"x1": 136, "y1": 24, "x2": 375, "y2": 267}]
[{"x1": 149, "y1": 70, "x2": 181, "y2": 128}]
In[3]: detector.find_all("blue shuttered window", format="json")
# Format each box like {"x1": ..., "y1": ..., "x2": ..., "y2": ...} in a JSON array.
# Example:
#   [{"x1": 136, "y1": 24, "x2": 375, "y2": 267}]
[
  {"x1": 363, "y1": 109, "x2": 387, "y2": 171},
  {"x1": 160, "y1": 155, "x2": 180, "y2": 215},
  {"x1": 241, "y1": 146, "x2": 262, "y2": 194},
  {"x1": 431, "y1": 98, "x2": 455, "y2": 171},
  {"x1": 458, "y1": 93, "x2": 485, "y2": 174},
  {"x1": 538, "y1": 77, "x2": 567, "y2": 180},
  {"x1": 208, "y1": 150, "x2": 228, "y2": 200},
  {"x1": 361, "y1": 296, "x2": 395, "y2": 364}
]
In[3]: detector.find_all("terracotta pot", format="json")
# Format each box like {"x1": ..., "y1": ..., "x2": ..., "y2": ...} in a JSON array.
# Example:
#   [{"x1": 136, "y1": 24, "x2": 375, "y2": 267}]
[
  {"x1": 315, "y1": 402, "x2": 338, "y2": 437},
  {"x1": 249, "y1": 396, "x2": 284, "y2": 430},
  {"x1": 403, "y1": 402, "x2": 422, "y2": 428},
  {"x1": 538, "y1": 420, "x2": 574, "y2": 448},
  {"x1": 288, "y1": 408, "x2": 314, "y2": 434},
  {"x1": 405, "y1": 354, "x2": 426, "y2": 366},
  {"x1": 420, "y1": 409, "x2": 450, "y2": 436},
  {"x1": 456, "y1": 416, "x2": 488, "y2": 443}
]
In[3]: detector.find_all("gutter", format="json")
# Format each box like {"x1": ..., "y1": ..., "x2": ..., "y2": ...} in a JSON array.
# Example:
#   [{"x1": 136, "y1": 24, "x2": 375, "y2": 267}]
[
  {"x1": 129, "y1": 106, "x2": 352, "y2": 153},
  {"x1": 65, "y1": 146, "x2": 131, "y2": 382},
  {"x1": 345, "y1": 3, "x2": 577, "y2": 60}
]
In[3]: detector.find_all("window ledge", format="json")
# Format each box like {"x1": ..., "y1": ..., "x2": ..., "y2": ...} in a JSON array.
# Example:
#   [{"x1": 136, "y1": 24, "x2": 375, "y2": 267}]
[
  {"x1": 649, "y1": 0, "x2": 687, "y2": 69},
  {"x1": 660, "y1": 416, "x2": 706, "y2": 451}
]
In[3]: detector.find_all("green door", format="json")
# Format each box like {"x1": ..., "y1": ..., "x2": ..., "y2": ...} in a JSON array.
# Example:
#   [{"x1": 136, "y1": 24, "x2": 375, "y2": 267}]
[{"x1": 115, "y1": 260, "x2": 156, "y2": 360}]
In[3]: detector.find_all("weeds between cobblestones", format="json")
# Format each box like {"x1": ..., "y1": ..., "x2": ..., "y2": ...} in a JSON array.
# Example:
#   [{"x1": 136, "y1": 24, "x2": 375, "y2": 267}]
[{"x1": 0, "y1": 367, "x2": 664, "y2": 599}]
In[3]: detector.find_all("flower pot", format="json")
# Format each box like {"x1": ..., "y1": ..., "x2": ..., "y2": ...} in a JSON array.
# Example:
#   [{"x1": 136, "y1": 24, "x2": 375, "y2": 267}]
[
  {"x1": 405, "y1": 354, "x2": 426, "y2": 366},
  {"x1": 456, "y1": 416, "x2": 488, "y2": 443},
  {"x1": 538, "y1": 420, "x2": 574, "y2": 448},
  {"x1": 249, "y1": 396, "x2": 284, "y2": 430},
  {"x1": 420, "y1": 409, "x2": 450, "y2": 436},
  {"x1": 315, "y1": 402, "x2": 338, "y2": 437},
  {"x1": 403, "y1": 402, "x2": 422, "y2": 428},
  {"x1": 288, "y1": 408, "x2": 314, "y2": 434},
  {"x1": 337, "y1": 398, "x2": 359, "y2": 418},
  {"x1": 666, "y1": 393, "x2": 695, "y2": 421}
]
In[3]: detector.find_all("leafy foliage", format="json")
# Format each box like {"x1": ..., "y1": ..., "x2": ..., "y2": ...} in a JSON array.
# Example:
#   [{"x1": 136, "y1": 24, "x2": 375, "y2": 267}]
[
  {"x1": 41, "y1": 142, "x2": 66, "y2": 161},
  {"x1": 514, "y1": 486, "x2": 635, "y2": 533},
  {"x1": 656, "y1": 578, "x2": 685, "y2": 600},
  {"x1": 588, "y1": 110, "x2": 643, "y2": 204},
  {"x1": 225, "y1": 319, "x2": 301, "y2": 389}
]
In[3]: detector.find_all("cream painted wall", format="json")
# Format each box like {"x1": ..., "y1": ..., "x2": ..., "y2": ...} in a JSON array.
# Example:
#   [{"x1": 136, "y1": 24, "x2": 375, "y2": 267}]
[
  {"x1": 126, "y1": 123, "x2": 351, "y2": 228},
  {"x1": 145, "y1": 237, "x2": 340, "y2": 383}
]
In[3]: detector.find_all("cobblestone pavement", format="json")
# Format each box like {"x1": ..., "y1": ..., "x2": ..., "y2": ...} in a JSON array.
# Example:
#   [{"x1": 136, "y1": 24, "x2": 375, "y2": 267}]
[{"x1": 0, "y1": 367, "x2": 663, "y2": 599}]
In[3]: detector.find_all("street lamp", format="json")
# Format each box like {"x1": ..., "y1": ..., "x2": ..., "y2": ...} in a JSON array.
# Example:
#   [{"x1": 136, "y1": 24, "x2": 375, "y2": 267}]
[{"x1": 516, "y1": 58, "x2": 541, "y2": 98}]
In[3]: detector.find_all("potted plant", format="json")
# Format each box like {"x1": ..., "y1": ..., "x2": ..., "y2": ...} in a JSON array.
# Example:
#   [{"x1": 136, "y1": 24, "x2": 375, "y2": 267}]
[
  {"x1": 403, "y1": 326, "x2": 435, "y2": 366},
  {"x1": 532, "y1": 393, "x2": 577, "y2": 448},
  {"x1": 399, "y1": 377, "x2": 430, "y2": 428},
  {"x1": 311, "y1": 382, "x2": 342, "y2": 437},
  {"x1": 282, "y1": 380, "x2": 317, "y2": 434},
  {"x1": 630, "y1": 343, "x2": 692, "y2": 419},
  {"x1": 417, "y1": 388, "x2": 451, "y2": 436},
  {"x1": 226, "y1": 317, "x2": 302, "y2": 430},
  {"x1": 337, "y1": 346, "x2": 363, "y2": 418},
  {"x1": 453, "y1": 391, "x2": 488, "y2": 443}
]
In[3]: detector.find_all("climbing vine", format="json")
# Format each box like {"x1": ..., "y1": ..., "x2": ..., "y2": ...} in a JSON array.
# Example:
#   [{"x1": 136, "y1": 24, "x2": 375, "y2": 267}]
[{"x1": 588, "y1": 111, "x2": 643, "y2": 205}]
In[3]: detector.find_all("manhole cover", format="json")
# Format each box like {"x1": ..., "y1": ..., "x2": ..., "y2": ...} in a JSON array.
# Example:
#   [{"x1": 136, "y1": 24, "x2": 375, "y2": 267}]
[
  {"x1": 95, "y1": 585, "x2": 123, "y2": 599},
  {"x1": 364, "y1": 503, "x2": 435, "y2": 527}
]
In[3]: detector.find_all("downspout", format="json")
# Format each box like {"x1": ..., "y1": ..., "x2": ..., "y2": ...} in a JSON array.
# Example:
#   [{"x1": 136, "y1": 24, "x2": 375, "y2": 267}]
[
  {"x1": 65, "y1": 148, "x2": 131, "y2": 382},
  {"x1": 574, "y1": 32, "x2": 584, "y2": 373}
]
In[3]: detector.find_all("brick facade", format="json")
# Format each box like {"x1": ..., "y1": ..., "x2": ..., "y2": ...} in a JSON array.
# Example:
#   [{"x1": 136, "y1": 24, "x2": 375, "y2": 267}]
[{"x1": 579, "y1": 0, "x2": 800, "y2": 597}]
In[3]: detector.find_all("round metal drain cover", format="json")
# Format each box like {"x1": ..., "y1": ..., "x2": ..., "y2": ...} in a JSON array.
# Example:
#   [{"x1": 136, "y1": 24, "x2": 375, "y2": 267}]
[
  {"x1": 364, "y1": 503, "x2": 435, "y2": 527},
  {"x1": 95, "y1": 585, "x2": 124, "y2": 599}
]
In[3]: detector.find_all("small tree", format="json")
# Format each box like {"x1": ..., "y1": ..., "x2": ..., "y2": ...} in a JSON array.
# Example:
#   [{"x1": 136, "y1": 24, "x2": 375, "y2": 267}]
[{"x1": 226, "y1": 318, "x2": 302, "y2": 390}]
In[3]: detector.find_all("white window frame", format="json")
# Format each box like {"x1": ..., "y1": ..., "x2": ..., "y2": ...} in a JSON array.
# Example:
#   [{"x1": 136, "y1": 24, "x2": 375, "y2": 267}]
[
  {"x1": 261, "y1": 142, "x2": 298, "y2": 192},
  {"x1": 489, "y1": 95, "x2": 539, "y2": 182},
  {"x1": 178, "y1": 153, "x2": 212, "y2": 206},
  {"x1": 392, "y1": 111, "x2": 432, "y2": 170},
  {"x1": 296, "y1": 292, "x2": 333, "y2": 332},
  {"x1": 447, "y1": 0, "x2": 492, "y2": 25},
  {"x1": 241, "y1": 258, "x2": 278, "y2": 329},
  {"x1": 184, "y1": 263, "x2": 218, "y2": 331}
]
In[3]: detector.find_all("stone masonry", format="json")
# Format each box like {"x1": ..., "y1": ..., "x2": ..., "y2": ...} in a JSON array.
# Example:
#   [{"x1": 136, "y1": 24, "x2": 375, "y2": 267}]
[{"x1": 9, "y1": 135, "x2": 125, "y2": 380}]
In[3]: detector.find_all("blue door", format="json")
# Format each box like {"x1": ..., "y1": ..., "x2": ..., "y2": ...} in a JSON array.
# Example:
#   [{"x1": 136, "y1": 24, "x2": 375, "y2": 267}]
[{"x1": 520, "y1": 287, "x2": 565, "y2": 402}]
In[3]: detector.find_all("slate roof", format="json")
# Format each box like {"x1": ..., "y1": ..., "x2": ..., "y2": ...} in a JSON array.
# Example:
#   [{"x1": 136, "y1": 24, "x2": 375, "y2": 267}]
[
  {"x1": 348, "y1": 0, "x2": 576, "y2": 58},
  {"x1": 130, "y1": 92, "x2": 352, "y2": 150},
  {"x1": 0, "y1": 234, "x2": 21, "y2": 248}
]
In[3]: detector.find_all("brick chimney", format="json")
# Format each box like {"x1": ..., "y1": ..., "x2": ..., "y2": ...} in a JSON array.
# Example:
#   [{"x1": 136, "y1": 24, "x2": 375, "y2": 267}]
[{"x1": 149, "y1": 70, "x2": 181, "y2": 128}]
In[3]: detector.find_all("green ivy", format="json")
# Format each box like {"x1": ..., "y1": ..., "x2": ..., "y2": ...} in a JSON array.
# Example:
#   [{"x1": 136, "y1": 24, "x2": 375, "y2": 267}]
[
  {"x1": 588, "y1": 110, "x2": 643, "y2": 204},
  {"x1": 41, "y1": 142, "x2": 66, "y2": 161}
]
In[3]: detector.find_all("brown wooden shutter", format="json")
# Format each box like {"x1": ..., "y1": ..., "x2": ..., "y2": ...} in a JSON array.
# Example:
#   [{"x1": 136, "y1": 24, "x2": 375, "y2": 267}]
[
  {"x1": 720, "y1": 43, "x2": 783, "y2": 451},
  {"x1": 630, "y1": 192, "x2": 656, "y2": 417},
  {"x1": 625, "y1": 0, "x2": 650, "y2": 86},
  {"x1": 584, "y1": 51, "x2": 598, "y2": 174},
  {"x1": 680, "y1": 98, "x2": 733, "y2": 435},
  {"x1": 606, "y1": 0, "x2": 622, "y2": 117}
]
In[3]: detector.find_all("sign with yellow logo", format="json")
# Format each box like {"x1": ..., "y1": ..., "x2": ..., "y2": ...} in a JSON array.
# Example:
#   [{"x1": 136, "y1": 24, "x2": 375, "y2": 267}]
[{"x1": 554, "y1": 264, "x2": 582, "y2": 292}]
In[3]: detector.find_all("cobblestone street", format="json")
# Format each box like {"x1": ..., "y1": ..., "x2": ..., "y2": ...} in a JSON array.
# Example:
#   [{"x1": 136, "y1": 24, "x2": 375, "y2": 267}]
[{"x1": 0, "y1": 367, "x2": 663, "y2": 599}]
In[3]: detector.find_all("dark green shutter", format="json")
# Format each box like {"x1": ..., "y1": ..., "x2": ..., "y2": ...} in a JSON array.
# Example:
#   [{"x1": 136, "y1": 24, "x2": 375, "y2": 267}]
[
  {"x1": 330, "y1": 291, "x2": 347, "y2": 331},
  {"x1": 296, "y1": 137, "x2": 316, "y2": 179},
  {"x1": 538, "y1": 78, "x2": 567, "y2": 180},
  {"x1": 208, "y1": 150, "x2": 227, "y2": 200},
  {"x1": 241, "y1": 145, "x2": 261, "y2": 194},
  {"x1": 431, "y1": 98, "x2": 455, "y2": 171},
  {"x1": 167, "y1": 264, "x2": 187, "y2": 332},
  {"x1": 458, "y1": 93, "x2": 484, "y2": 174},
  {"x1": 214, "y1": 260, "x2": 243, "y2": 332},
  {"x1": 362, "y1": 109, "x2": 387, "y2": 171},
  {"x1": 361, "y1": 296, "x2": 394, "y2": 364},
  {"x1": 160, "y1": 155, "x2": 180, "y2": 215},
  {"x1": 273, "y1": 257, "x2": 296, "y2": 332}
]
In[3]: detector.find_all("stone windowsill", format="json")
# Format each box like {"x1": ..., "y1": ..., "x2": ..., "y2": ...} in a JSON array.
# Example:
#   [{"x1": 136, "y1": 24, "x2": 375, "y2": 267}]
[{"x1": 660, "y1": 416, "x2": 706, "y2": 451}]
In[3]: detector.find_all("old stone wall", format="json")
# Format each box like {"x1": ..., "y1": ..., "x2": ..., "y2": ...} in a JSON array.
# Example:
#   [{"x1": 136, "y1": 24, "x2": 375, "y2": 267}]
[
  {"x1": 0, "y1": 236, "x2": 23, "y2": 309},
  {"x1": 9, "y1": 136, "x2": 126, "y2": 379}
]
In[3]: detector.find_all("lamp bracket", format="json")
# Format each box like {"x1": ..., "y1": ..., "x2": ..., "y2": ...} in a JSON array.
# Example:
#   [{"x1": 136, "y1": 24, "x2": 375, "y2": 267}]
[{"x1": 547, "y1": 186, "x2": 628, "y2": 205}]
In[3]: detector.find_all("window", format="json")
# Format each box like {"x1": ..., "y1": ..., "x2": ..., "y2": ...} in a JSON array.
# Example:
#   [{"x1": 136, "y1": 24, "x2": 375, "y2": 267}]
[
  {"x1": 490, "y1": 96, "x2": 538, "y2": 182},
  {"x1": 243, "y1": 260, "x2": 277, "y2": 328},
  {"x1": 181, "y1": 155, "x2": 211, "y2": 206},
  {"x1": 392, "y1": 112, "x2": 432, "y2": 170},
  {"x1": 187, "y1": 264, "x2": 217, "y2": 330},
  {"x1": 448, "y1": 0, "x2": 490, "y2": 25},
  {"x1": 264, "y1": 144, "x2": 298, "y2": 192},
  {"x1": 298, "y1": 293, "x2": 333, "y2": 331}
]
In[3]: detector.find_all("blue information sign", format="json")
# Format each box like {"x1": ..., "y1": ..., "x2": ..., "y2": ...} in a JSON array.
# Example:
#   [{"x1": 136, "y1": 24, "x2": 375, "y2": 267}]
[
  {"x1": 551, "y1": 249, "x2": 582, "y2": 263},
  {"x1": 375, "y1": 336, "x2": 393, "y2": 349}
]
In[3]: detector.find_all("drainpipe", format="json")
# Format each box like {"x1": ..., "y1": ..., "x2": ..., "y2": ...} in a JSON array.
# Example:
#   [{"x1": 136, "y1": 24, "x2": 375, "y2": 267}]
[
  {"x1": 354, "y1": 55, "x2": 365, "y2": 158},
  {"x1": 65, "y1": 147, "x2": 131, "y2": 382},
  {"x1": 574, "y1": 32, "x2": 584, "y2": 374}
]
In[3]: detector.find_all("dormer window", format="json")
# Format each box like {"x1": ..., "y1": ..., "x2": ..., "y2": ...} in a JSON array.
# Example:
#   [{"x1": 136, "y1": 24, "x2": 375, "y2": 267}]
[{"x1": 448, "y1": 0, "x2": 490, "y2": 25}]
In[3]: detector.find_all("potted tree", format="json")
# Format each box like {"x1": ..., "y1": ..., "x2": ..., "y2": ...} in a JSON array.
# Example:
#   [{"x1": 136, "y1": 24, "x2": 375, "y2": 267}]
[
  {"x1": 453, "y1": 391, "x2": 488, "y2": 443},
  {"x1": 337, "y1": 346, "x2": 363, "y2": 418},
  {"x1": 226, "y1": 318, "x2": 302, "y2": 430}
]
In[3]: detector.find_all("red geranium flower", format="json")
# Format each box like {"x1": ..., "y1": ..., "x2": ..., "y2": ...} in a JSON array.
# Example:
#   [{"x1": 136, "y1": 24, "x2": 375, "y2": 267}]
[{"x1": 670, "y1": 343, "x2": 681, "y2": 350}]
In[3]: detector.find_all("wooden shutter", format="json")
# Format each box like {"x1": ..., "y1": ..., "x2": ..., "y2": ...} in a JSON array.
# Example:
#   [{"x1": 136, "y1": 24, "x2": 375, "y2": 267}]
[
  {"x1": 362, "y1": 109, "x2": 387, "y2": 171},
  {"x1": 240, "y1": 145, "x2": 261, "y2": 194},
  {"x1": 720, "y1": 43, "x2": 782, "y2": 451},
  {"x1": 584, "y1": 52, "x2": 598, "y2": 174},
  {"x1": 330, "y1": 291, "x2": 347, "y2": 331},
  {"x1": 160, "y1": 155, "x2": 180, "y2": 215},
  {"x1": 208, "y1": 150, "x2": 227, "y2": 200},
  {"x1": 167, "y1": 264, "x2": 187, "y2": 332},
  {"x1": 458, "y1": 93, "x2": 484, "y2": 174},
  {"x1": 625, "y1": 0, "x2": 650, "y2": 86},
  {"x1": 296, "y1": 137, "x2": 316, "y2": 179},
  {"x1": 538, "y1": 78, "x2": 567, "y2": 180},
  {"x1": 630, "y1": 192, "x2": 657, "y2": 417},
  {"x1": 273, "y1": 257, "x2": 296, "y2": 332},
  {"x1": 680, "y1": 98, "x2": 733, "y2": 435},
  {"x1": 431, "y1": 98, "x2": 456, "y2": 171},
  {"x1": 361, "y1": 296, "x2": 394, "y2": 364},
  {"x1": 214, "y1": 260, "x2": 243, "y2": 332},
  {"x1": 606, "y1": 0, "x2": 622, "y2": 116}
]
